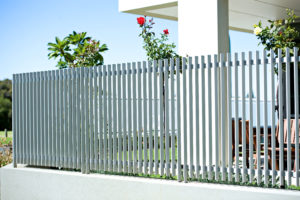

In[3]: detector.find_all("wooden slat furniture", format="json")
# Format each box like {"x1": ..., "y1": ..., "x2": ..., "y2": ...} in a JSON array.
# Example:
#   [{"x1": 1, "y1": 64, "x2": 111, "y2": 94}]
[
  {"x1": 232, "y1": 119, "x2": 271, "y2": 168},
  {"x1": 266, "y1": 119, "x2": 300, "y2": 171}
]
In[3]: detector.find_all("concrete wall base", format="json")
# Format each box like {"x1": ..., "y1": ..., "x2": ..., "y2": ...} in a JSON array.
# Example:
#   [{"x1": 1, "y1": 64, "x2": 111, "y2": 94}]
[{"x1": 1, "y1": 164, "x2": 300, "y2": 200}]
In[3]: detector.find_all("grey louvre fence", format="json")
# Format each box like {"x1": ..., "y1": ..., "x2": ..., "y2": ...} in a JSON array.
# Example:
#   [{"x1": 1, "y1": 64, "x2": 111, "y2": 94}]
[{"x1": 12, "y1": 48, "x2": 300, "y2": 187}]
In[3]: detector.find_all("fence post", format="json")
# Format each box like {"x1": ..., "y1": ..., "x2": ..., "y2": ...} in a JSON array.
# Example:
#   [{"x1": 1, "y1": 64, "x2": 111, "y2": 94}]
[{"x1": 12, "y1": 74, "x2": 16, "y2": 168}]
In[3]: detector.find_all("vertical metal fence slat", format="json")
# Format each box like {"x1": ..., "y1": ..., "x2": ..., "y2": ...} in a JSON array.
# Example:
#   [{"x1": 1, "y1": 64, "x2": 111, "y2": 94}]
[
  {"x1": 42, "y1": 71, "x2": 46, "y2": 166},
  {"x1": 30, "y1": 72, "x2": 34, "y2": 165},
  {"x1": 72, "y1": 69, "x2": 76, "y2": 169},
  {"x1": 19, "y1": 73, "x2": 22, "y2": 164},
  {"x1": 12, "y1": 75, "x2": 16, "y2": 167},
  {"x1": 65, "y1": 70, "x2": 68, "y2": 168},
  {"x1": 33, "y1": 72, "x2": 36, "y2": 165},
  {"x1": 194, "y1": 56, "x2": 200, "y2": 179},
  {"x1": 94, "y1": 67, "x2": 99, "y2": 171},
  {"x1": 227, "y1": 53, "x2": 232, "y2": 182},
  {"x1": 75, "y1": 68, "x2": 80, "y2": 169},
  {"x1": 18, "y1": 74, "x2": 22, "y2": 163},
  {"x1": 286, "y1": 48, "x2": 292, "y2": 186},
  {"x1": 154, "y1": 60, "x2": 159, "y2": 175},
  {"x1": 24, "y1": 73, "x2": 28, "y2": 165},
  {"x1": 23, "y1": 73, "x2": 27, "y2": 164},
  {"x1": 214, "y1": 55, "x2": 220, "y2": 181},
  {"x1": 45, "y1": 71, "x2": 49, "y2": 167},
  {"x1": 22, "y1": 73, "x2": 25, "y2": 164},
  {"x1": 132, "y1": 62, "x2": 138, "y2": 173},
  {"x1": 36, "y1": 72, "x2": 39, "y2": 166},
  {"x1": 51, "y1": 70, "x2": 55, "y2": 167},
  {"x1": 26, "y1": 73, "x2": 30, "y2": 165},
  {"x1": 21, "y1": 74, "x2": 24, "y2": 164},
  {"x1": 270, "y1": 50, "x2": 276, "y2": 185},
  {"x1": 60, "y1": 70, "x2": 64, "y2": 168},
  {"x1": 15, "y1": 74, "x2": 19, "y2": 165},
  {"x1": 256, "y1": 51, "x2": 261, "y2": 184},
  {"x1": 65, "y1": 70, "x2": 69, "y2": 168},
  {"x1": 26, "y1": 73, "x2": 32, "y2": 164},
  {"x1": 22, "y1": 73, "x2": 24, "y2": 165},
  {"x1": 207, "y1": 55, "x2": 213, "y2": 180},
  {"x1": 182, "y1": 57, "x2": 188, "y2": 182},
  {"x1": 159, "y1": 60, "x2": 164, "y2": 176},
  {"x1": 34, "y1": 72, "x2": 38, "y2": 166},
  {"x1": 263, "y1": 50, "x2": 269, "y2": 184},
  {"x1": 80, "y1": 67, "x2": 86, "y2": 173},
  {"x1": 148, "y1": 61, "x2": 153, "y2": 175},
  {"x1": 138, "y1": 62, "x2": 143, "y2": 174},
  {"x1": 86, "y1": 68, "x2": 90, "y2": 173},
  {"x1": 57, "y1": 70, "x2": 61, "y2": 168},
  {"x1": 64, "y1": 69, "x2": 68, "y2": 168},
  {"x1": 23, "y1": 74, "x2": 26, "y2": 164},
  {"x1": 165, "y1": 59, "x2": 170, "y2": 177},
  {"x1": 176, "y1": 58, "x2": 182, "y2": 181},
  {"x1": 248, "y1": 52, "x2": 254, "y2": 183},
  {"x1": 234, "y1": 52, "x2": 239, "y2": 182},
  {"x1": 51, "y1": 70, "x2": 57, "y2": 167},
  {"x1": 122, "y1": 63, "x2": 127, "y2": 173},
  {"x1": 29, "y1": 73, "x2": 33, "y2": 165},
  {"x1": 69, "y1": 69, "x2": 73, "y2": 168},
  {"x1": 48, "y1": 71, "x2": 52, "y2": 167},
  {"x1": 108, "y1": 65, "x2": 113, "y2": 171},
  {"x1": 220, "y1": 53, "x2": 226, "y2": 181},
  {"x1": 103, "y1": 65, "x2": 108, "y2": 172},
  {"x1": 18, "y1": 74, "x2": 21, "y2": 164},
  {"x1": 294, "y1": 47, "x2": 299, "y2": 186},
  {"x1": 188, "y1": 57, "x2": 194, "y2": 178},
  {"x1": 201, "y1": 56, "x2": 206, "y2": 179},
  {"x1": 14, "y1": 74, "x2": 19, "y2": 164},
  {"x1": 278, "y1": 49, "x2": 284, "y2": 186},
  {"x1": 170, "y1": 58, "x2": 176, "y2": 177},
  {"x1": 117, "y1": 64, "x2": 122, "y2": 172},
  {"x1": 79, "y1": 68, "x2": 84, "y2": 171},
  {"x1": 241, "y1": 52, "x2": 246, "y2": 183},
  {"x1": 99, "y1": 66, "x2": 104, "y2": 171},
  {"x1": 113, "y1": 64, "x2": 117, "y2": 172},
  {"x1": 127, "y1": 63, "x2": 132, "y2": 173},
  {"x1": 89, "y1": 68, "x2": 94, "y2": 171},
  {"x1": 62, "y1": 70, "x2": 67, "y2": 168},
  {"x1": 31, "y1": 72, "x2": 35, "y2": 165},
  {"x1": 143, "y1": 61, "x2": 148, "y2": 175}
]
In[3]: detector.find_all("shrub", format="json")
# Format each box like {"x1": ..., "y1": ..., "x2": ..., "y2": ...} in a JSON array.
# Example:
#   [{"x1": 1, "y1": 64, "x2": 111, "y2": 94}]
[{"x1": 48, "y1": 31, "x2": 108, "y2": 69}]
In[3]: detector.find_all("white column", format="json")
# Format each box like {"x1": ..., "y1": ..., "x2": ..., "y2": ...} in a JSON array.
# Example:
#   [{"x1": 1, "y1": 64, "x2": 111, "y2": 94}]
[
  {"x1": 178, "y1": 0, "x2": 229, "y2": 56},
  {"x1": 178, "y1": 0, "x2": 230, "y2": 170}
]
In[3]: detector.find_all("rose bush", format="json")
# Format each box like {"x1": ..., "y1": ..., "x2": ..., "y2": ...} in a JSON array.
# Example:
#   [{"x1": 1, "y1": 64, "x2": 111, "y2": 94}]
[
  {"x1": 137, "y1": 16, "x2": 179, "y2": 61},
  {"x1": 254, "y1": 9, "x2": 299, "y2": 73}
]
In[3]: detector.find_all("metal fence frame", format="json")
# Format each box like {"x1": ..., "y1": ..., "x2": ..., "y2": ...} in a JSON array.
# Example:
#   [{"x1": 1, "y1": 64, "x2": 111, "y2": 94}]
[{"x1": 12, "y1": 48, "x2": 300, "y2": 187}]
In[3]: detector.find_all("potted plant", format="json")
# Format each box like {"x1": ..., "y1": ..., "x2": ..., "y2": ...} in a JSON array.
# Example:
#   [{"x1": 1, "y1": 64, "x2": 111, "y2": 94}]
[{"x1": 254, "y1": 9, "x2": 300, "y2": 118}]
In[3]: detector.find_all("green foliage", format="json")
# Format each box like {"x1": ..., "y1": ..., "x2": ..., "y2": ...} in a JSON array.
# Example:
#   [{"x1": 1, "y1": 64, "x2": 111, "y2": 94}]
[
  {"x1": 0, "y1": 79, "x2": 12, "y2": 101},
  {"x1": 0, "y1": 79, "x2": 12, "y2": 130},
  {"x1": 0, "y1": 150, "x2": 12, "y2": 167},
  {"x1": 137, "y1": 16, "x2": 179, "y2": 61},
  {"x1": 254, "y1": 9, "x2": 300, "y2": 73},
  {"x1": 48, "y1": 31, "x2": 108, "y2": 69},
  {"x1": 0, "y1": 137, "x2": 12, "y2": 146}
]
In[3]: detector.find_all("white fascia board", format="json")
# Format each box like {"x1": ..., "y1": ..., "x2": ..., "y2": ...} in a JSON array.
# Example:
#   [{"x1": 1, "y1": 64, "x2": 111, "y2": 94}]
[
  {"x1": 119, "y1": 0, "x2": 178, "y2": 20},
  {"x1": 119, "y1": 0, "x2": 177, "y2": 12}
]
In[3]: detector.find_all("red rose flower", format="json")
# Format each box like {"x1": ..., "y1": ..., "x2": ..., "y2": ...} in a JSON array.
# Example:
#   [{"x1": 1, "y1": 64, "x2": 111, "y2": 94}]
[
  {"x1": 137, "y1": 17, "x2": 145, "y2": 26},
  {"x1": 163, "y1": 29, "x2": 169, "y2": 35}
]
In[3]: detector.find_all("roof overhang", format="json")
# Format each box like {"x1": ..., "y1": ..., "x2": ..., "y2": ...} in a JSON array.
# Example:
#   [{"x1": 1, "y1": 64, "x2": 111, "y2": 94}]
[{"x1": 119, "y1": 0, "x2": 300, "y2": 33}]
